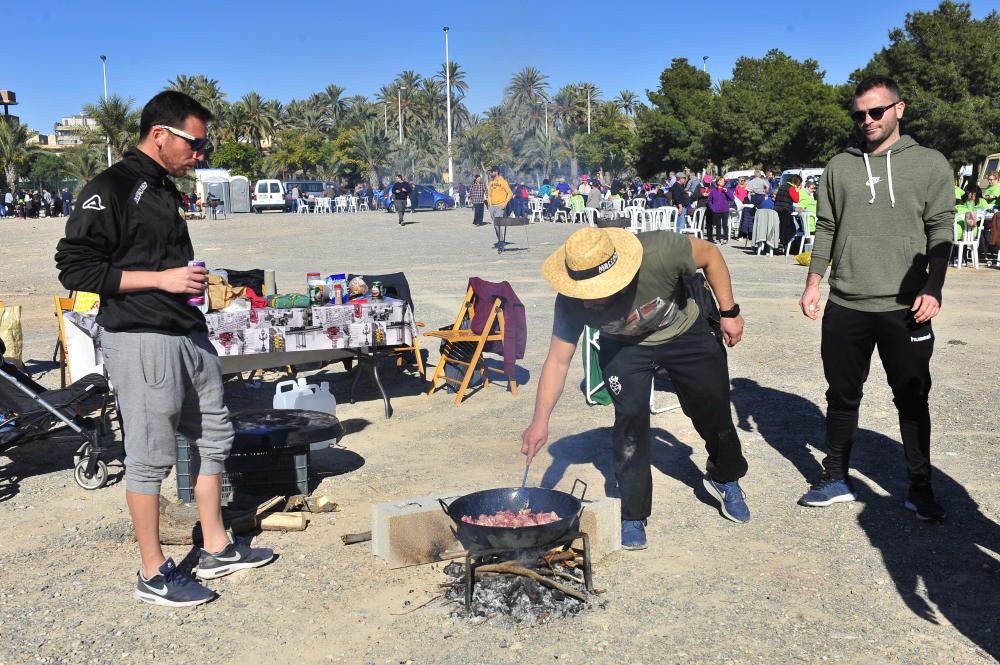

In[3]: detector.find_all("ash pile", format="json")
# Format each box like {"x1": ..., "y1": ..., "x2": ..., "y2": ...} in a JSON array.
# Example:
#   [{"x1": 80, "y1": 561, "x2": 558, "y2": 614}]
[{"x1": 443, "y1": 548, "x2": 602, "y2": 624}]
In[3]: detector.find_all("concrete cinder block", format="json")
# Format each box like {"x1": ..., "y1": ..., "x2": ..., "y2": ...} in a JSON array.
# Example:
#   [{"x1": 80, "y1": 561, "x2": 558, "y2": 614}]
[
  {"x1": 371, "y1": 493, "x2": 621, "y2": 568},
  {"x1": 372, "y1": 494, "x2": 466, "y2": 569},
  {"x1": 575, "y1": 497, "x2": 621, "y2": 562}
]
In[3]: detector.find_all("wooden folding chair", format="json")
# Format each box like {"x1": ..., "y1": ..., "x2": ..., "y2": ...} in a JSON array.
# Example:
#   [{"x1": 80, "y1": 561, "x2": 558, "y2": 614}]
[
  {"x1": 425, "y1": 286, "x2": 517, "y2": 404},
  {"x1": 53, "y1": 294, "x2": 76, "y2": 388}
]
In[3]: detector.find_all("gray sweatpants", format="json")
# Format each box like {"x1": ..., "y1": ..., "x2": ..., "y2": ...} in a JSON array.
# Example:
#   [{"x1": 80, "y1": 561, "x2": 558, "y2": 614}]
[{"x1": 101, "y1": 330, "x2": 233, "y2": 495}]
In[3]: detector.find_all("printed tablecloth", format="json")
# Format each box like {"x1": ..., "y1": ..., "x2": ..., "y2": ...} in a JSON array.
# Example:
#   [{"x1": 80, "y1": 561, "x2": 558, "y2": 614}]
[{"x1": 204, "y1": 298, "x2": 416, "y2": 357}]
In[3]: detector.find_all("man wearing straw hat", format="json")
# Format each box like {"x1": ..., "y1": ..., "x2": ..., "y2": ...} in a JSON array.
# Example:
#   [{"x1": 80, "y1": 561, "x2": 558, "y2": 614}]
[{"x1": 521, "y1": 227, "x2": 749, "y2": 549}]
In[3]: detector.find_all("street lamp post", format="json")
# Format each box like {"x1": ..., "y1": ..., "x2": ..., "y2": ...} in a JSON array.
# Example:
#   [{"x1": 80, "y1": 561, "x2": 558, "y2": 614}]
[
  {"x1": 100, "y1": 55, "x2": 112, "y2": 166},
  {"x1": 397, "y1": 89, "x2": 403, "y2": 144},
  {"x1": 702, "y1": 55, "x2": 709, "y2": 72},
  {"x1": 537, "y1": 99, "x2": 549, "y2": 139},
  {"x1": 444, "y1": 26, "x2": 454, "y2": 197}
]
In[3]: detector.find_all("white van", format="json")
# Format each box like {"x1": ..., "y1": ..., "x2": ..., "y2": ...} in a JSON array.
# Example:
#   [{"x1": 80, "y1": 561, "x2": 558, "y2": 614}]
[
  {"x1": 252, "y1": 179, "x2": 287, "y2": 213},
  {"x1": 779, "y1": 167, "x2": 824, "y2": 190}
]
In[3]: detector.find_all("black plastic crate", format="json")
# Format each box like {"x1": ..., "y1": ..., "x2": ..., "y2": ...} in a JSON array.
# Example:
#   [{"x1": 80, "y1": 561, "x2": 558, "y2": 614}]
[{"x1": 175, "y1": 434, "x2": 309, "y2": 503}]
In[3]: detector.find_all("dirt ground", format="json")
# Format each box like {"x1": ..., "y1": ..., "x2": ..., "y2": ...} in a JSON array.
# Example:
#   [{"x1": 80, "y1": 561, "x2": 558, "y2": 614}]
[{"x1": 1, "y1": 208, "x2": 998, "y2": 665}]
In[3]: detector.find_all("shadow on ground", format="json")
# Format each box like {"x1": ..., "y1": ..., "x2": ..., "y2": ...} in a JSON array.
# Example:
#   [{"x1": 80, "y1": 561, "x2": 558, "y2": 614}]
[{"x1": 731, "y1": 377, "x2": 1000, "y2": 659}]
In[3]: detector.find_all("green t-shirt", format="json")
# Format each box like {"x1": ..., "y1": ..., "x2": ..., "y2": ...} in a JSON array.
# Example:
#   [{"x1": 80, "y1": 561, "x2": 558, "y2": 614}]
[{"x1": 552, "y1": 231, "x2": 699, "y2": 346}]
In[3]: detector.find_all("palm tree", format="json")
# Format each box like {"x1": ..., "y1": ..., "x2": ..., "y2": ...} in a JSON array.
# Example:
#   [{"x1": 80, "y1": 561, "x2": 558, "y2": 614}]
[
  {"x1": 63, "y1": 144, "x2": 105, "y2": 189},
  {"x1": 436, "y1": 61, "x2": 469, "y2": 105},
  {"x1": 0, "y1": 119, "x2": 34, "y2": 190},
  {"x1": 236, "y1": 92, "x2": 279, "y2": 154},
  {"x1": 504, "y1": 66, "x2": 550, "y2": 111},
  {"x1": 341, "y1": 96, "x2": 377, "y2": 129},
  {"x1": 504, "y1": 67, "x2": 550, "y2": 137},
  {"x1": 614, "y1": 90, "x2": 639, "y2": 116},
  {"x1": 314, "y1": 84, "x2": 346, "y2": 130},
  {"x1": 166, "y1": 74, "x2": 198, "y2": 96},
  {"x1": 81, "y1": 95, "x2": 140, "y2": 161},
  {"x1": 350, "y1": 121, "x2": 392, "y2": 186},
  {"x1": 556, "y1": 132, "x2": 586, "y2": 182},
  {"x1": 523, "y1": 131, "x2": 566, "y2": 181},
  {"x1": 394, "y1": 71, "x2": 422, "y2": 141}
]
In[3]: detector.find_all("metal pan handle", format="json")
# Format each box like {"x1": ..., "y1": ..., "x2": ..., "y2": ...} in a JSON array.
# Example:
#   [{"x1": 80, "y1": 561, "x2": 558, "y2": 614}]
[{"x1": 571, "y1": 479, "x2": 588, "y2": 503}]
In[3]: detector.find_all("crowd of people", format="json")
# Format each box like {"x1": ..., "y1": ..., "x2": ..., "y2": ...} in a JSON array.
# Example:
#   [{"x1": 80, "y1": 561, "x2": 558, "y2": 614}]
[
  {"x1": 0, "y1": 187, "x2": 73, "y2": 219},
  {"x1": 459, "y1": 167, "x2": 822, "y2": 254}
]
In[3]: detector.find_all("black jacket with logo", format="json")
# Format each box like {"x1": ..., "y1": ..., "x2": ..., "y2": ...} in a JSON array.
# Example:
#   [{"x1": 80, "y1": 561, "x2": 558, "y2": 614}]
[{"x1": 54, "y1": 149, "x2": 206, "y2": 335}]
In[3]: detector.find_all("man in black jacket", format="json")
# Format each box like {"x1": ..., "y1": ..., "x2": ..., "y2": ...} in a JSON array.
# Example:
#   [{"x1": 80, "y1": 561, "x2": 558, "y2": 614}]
[
  {"x1": 669, "y1": 175, "x2": 690, "y2": 232},
  {"x1": 391, "y1": 174, "x2": 412, "y2": 225},
  {"x1": 55, "y1": 91, "x2": 272, "y2": 607}
]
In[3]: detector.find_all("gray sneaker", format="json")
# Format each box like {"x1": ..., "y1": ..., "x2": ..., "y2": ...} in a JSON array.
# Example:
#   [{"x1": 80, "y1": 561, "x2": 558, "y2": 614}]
[
  {"x1": 194, "y1": 533, "x2": 275, "y2": 580},
  {"x1": 135, "y1": 558, "x2": 215, "y2": 607}
]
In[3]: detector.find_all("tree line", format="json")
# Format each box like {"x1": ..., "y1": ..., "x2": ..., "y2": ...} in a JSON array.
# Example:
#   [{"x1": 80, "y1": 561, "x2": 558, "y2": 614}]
[{"x1": 2, "y1": 1, "x2": 996, "y2": 194}]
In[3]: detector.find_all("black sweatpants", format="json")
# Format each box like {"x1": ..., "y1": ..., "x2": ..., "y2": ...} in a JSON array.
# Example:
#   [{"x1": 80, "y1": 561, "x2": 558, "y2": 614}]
[
  {"x1": 820, "y1": 301, "x2": 934, "y2": 484},
  {"x1": 598, "y1": 319, "x2": 748, "y2": 520},
  {"x1": 708, "y1": 211, "x2": 728, "y2": 242},
  {"x1": 472, "y1": 202, "x2": 484, "y2": 225}
]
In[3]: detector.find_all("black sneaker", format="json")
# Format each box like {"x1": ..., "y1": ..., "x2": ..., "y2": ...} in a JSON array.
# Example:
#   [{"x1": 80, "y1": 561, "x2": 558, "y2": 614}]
[
  {"x1": 904, "y1": 484, "x2": 946, "y2": 522},
  {"x1": 135, "y1": 558, "x2": 215, "y2": 607},
  {"x1": 194, "y1": 533, "x2": 275, "y2": 580}
]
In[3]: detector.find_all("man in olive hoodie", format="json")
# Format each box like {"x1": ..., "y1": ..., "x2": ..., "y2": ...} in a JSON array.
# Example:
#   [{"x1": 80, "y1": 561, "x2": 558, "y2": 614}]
[{"x1": 798, "y1": 76, "x2": 954, "y2": 521}]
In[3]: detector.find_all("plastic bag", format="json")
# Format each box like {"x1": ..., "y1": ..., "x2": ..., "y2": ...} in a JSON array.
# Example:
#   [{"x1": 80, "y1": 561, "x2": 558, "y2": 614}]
[{"x1": 0, "y1": 305, "x2": 24, "y2": 367}]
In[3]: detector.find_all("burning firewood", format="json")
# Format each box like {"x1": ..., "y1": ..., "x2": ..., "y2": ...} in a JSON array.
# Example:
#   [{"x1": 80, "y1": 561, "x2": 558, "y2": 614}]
[{"x1": 475, "y1": 562, "x2": 587, "y2": 603}]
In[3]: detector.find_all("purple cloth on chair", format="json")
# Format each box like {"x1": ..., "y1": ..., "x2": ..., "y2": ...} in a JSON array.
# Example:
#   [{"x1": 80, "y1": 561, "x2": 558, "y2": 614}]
[{"x1": 468, "y1": 277, "x2": 527, "y2": 378}]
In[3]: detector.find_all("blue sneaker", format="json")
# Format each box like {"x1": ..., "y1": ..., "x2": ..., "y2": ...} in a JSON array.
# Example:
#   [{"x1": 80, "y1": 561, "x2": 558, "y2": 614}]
[
  {"x1": 134, "y1": 558, "x2": 215, "y2": 607},
  {"x1": 621, "y1": 519, "x2": 647, "y2": 550},
  {"x1": 703, "y1": 474, "x2": 751, "y2": 523},
  {"x1": 798, "y1": 476, "x2": 856, "y2": 507}
]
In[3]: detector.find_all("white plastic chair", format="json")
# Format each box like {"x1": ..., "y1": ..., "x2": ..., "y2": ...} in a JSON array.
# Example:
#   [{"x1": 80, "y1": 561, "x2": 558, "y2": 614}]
[
  {"x1": 296, "y1": 198, "x2": 310, "y2": 215},
  {"x1": 633, "y1": 198, "x2": 647, "y2": 209},
  {"x1": 348, "y1": 196, "x2": 359, "y2": 212},
  {"x1": 795, "y1": 211, "x2": 815, "y2": 254},
  {"x1": 528, "y1": 198, "x2": 545, "y2": 223},
  {"x1": 661, "y1": 207, "x2": 678, "y2": 231},
  {"x1": 953, "y1": 223, "x2": 981, "y2": 269},
  {"x1": 313, "y1": 197, "x2": 332, "y2": 214},
  {"x1": 358, "y1": 197, "x2": 369, "y2": 211},
  {"x1": 584, "y1": 207, "x2": 600, "y2": 226},
  {"x1": 334, "y1": 196, "x2": 348, "y2": 213},
  {"x1": 679, "y1": 207, "x2": 705, "y2": 239}
]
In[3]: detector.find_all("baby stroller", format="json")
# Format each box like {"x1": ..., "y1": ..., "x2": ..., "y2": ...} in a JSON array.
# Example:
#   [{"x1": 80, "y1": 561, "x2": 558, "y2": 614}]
[{"x1": 0, "y1": 338, "x2": 116, "y2": 490}]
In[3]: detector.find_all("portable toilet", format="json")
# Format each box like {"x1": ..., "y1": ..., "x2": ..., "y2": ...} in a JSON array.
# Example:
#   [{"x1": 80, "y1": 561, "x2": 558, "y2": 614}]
[
  {"x1": 229, "y1": 175, "x2": 250, "y2": 213},
  {"x1": 202, "y1": 175, "x2": 230, "y2": 213}
]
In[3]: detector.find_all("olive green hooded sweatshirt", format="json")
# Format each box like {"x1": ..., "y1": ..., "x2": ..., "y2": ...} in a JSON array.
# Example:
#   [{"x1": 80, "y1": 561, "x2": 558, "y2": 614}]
[{"x1": 809, "y1": 135, "x2": 955, "y2": 311}]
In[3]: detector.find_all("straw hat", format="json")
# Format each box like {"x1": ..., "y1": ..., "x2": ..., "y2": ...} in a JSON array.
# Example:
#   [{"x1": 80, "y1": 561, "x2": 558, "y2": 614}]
[{"x1": 542, "y1": 227, "x2": 643, "y2": 299}]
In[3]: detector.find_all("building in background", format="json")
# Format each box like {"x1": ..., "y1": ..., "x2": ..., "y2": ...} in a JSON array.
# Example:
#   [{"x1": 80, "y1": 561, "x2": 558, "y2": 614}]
[{"x1": 54, "y1": 114, "x2": 98, "y2": 146}]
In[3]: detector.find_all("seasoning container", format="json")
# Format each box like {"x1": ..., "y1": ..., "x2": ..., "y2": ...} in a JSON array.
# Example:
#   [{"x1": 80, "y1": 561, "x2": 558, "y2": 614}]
[
  {"x1": 187, "y1": 260, "x2": 206, "y2": 307},
  {"x1": 333, "y1": 284, "x2": 344, "y2": 305},
  {"x1": 370, "y1": 281, "x2": 383, "y2": 301},
  {"x1": 307, "y1": 272, "x2": 327, "y2": 305}
]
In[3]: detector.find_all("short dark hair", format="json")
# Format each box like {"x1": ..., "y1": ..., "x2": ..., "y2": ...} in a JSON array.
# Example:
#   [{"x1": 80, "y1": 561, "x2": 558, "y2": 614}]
[
  {"x1": 789, "y1": 175, "x2": 803, "y2": 186},
  {"x1": 395, "y1": 173, "x2": 403, "y2": 179},
  {"x1": 140, "y1": 91, "x2": 213, "y2": 140},
  {"x1": 855, "y1": 75, "x2": 901, "y2": 101}
]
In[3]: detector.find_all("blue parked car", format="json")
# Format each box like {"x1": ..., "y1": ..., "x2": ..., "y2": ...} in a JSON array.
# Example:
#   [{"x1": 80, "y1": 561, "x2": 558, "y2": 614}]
[{"x1": 382, "y1": 184, "x2": 455, "y2": 212}]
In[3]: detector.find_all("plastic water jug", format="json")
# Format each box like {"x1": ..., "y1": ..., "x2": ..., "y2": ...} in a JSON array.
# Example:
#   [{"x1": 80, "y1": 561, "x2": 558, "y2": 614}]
[{"x1": 273, "y1": 378, "x2": 337, "y2": 451}]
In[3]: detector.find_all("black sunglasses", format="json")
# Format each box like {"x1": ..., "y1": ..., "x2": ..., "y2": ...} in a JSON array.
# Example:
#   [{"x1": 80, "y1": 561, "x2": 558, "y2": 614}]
[{"x1": 851, "y1": 102, "x2": 899, "y2": 125}]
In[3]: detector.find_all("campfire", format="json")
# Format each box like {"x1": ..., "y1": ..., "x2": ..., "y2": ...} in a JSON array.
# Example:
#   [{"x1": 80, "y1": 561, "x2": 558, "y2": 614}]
[{"x1": 442, "y1": 533, "x2": 604, "y2": 624}]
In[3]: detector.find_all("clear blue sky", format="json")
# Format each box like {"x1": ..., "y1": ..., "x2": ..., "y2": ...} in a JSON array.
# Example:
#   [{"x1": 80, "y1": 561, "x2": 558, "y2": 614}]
[{"x1": 4, "y1": 0, "x2": 989, "y2": 133}]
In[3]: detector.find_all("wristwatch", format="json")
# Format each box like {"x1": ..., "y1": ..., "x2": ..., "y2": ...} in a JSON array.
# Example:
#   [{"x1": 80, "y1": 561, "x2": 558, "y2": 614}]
[{"x1": 719, "y1": 304, "x2": 741, "y2": 318}]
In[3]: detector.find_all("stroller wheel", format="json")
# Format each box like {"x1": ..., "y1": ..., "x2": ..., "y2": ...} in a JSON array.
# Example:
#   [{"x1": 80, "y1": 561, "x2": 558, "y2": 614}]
[
  {"x1": 73, "y1": 443, "x2": 92, "y2": 467},
  {"x1": 74, "y1": 457, "x2": 109, "y2": 490}
]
